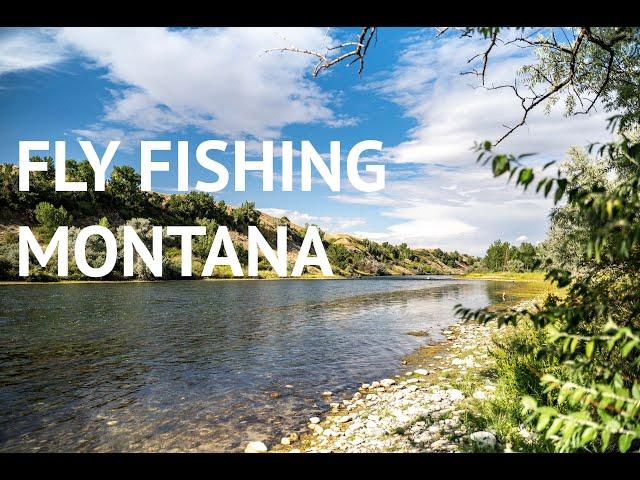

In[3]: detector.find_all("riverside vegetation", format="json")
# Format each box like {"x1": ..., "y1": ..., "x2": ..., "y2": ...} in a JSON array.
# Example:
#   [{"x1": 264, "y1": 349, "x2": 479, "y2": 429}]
[
  {"x1": 450, "y1": 27, "x2": 640, "y2": 454},
  {"x1": 256, "y1": 128, "x2": 640, "y2": 453},
  {"x1": 0, "y1": 162, "x2": 477, "y2": 281}
]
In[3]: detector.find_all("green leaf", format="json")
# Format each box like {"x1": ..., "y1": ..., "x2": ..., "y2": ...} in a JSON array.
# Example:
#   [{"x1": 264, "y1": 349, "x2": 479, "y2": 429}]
[
  {"x1": 518, "y1": 168, "x2": 534, "y2": 187},
  {"x1": 585, "y1": 340, "x2": 595, "y2": 358},
  {"x1": 601, "y1": 430, "x2": 611, "y2": 451},
  {"x1": 544, "y1": 179, "x2": 554, "y2": 197},
  {"x1": 621, "y1": 340, "x2": 638, "y2": 357},
  {"x1": 492, "y1": 155, "x2": 510, "y2": 176},
  {"x1": 570, "y1": 337, "x2": 579, "y2": 353},
  {"x1": 547, "y1": 418, "x2": 563, "y2": 438},
  {"x1": 581, "y1": 427, "x2": 597, "y2": 445},
  {"x1": 618, "y1": 433, "x2": 633, "y2": 453},
  {"x1": 632, "y1": 383, "x2": 640, "y2": 400},
  {"x1": 554, "y1": 179, "x2": 567, "y2": 203},
  {"x1": 569, "y1": 389, "x2": 584, "y2": 405},
  {"x1": 537, "y1": 413, "x2": 551, "y2": 432}
]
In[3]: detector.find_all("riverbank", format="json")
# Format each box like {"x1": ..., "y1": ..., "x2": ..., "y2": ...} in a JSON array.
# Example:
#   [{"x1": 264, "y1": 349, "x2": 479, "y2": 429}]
[
  {"x1": 265, "y1": 280, "x2": 556, "y2": 453},
  {"x1": 268, "y1": 319, "x2": 505, "y2": 453},
  {"x1": 461, "y1": 271, "x2": 546, "y2": 282}
]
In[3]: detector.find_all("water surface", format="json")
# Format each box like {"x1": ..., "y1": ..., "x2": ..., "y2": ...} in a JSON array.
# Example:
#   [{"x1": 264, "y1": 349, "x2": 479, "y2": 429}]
[{"x1": 0, "y1": 277, "x2": 508, "y2": 451}]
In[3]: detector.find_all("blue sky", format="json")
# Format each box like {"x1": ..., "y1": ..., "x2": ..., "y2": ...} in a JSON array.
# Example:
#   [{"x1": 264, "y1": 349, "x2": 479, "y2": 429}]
[{"x1": 0, "y1": 27, "x2": 612, "y2": 255}]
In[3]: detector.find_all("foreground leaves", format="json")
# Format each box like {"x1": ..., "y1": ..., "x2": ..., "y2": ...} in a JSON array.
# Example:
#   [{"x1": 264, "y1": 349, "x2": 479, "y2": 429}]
[{"x1": 458, "y1": 130, "x2": 640, "y2": 452}]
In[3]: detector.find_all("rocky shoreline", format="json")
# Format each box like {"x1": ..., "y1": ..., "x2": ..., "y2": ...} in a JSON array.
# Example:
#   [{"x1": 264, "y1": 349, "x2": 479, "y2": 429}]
[
  {"x1": 250, "y1": 317, "x2": 508, "y2": 453},
  {"x1": 241, "y1": 298, "x2": 542, "y2": 454}
]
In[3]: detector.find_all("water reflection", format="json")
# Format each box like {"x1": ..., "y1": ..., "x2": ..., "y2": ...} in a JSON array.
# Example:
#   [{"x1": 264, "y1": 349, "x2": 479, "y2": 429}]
[{"x1": 0, "y1": 277, "x2": 504, "y2": 451}]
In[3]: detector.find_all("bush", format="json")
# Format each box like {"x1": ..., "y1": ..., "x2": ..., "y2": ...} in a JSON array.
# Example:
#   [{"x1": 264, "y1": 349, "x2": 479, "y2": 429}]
[{"x1": 34, "y1": 202, "x2": 72, "y2": 236}]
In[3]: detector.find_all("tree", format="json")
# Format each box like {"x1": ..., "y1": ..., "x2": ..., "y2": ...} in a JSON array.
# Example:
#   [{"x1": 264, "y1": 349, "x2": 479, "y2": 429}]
[
  {"x1": 107, "y1": 165, "x2": 147, "y2": 218},
  {"x1": 484, "y1": 240, "x2": 511, "y2": 271},
  {"x1": 456, "y1": 30, "x2": 640, "y2": 451},
  {"x1": 327, "y1": 242, "x2": 353, "y2": 270},
  {"x1": 540, "y1": 147, "x2": 611, "y2": 273},
  {"x1": 192, "y1": 217, "x2": 218, "y2": 259},
  {"x1": 233, "y1": 201, "x2": 261, "y2": 234},
  {"x1": 516, "y1": 242, "x2": 538, "y2": 271},
  {"x1": 457, "y1": 134, "x2": 640, "y2": 452},
  {"x1": 115, "y1": 218, "x2": 161, "y2": 280},
  {"x1": 275, "y1": 27, "x2": 640, "y2": 144},
  {"x1": 164, "y1": 191, "x2": 227, "y2": 225},
  {"x1": 34, "y1": 202, "x2": 72, "y2": 237}
]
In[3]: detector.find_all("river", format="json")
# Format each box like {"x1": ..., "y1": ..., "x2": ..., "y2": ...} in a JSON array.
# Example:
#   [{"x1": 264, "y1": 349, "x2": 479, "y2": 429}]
[{"x1": 0, "y1": 277, "x2": 509, "y2": 452}]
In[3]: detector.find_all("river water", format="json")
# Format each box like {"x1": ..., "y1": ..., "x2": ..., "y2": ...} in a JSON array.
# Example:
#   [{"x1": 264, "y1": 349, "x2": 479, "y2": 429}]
[{"x1": 0, "y1": 277, "x2": 508, "y2": 452}]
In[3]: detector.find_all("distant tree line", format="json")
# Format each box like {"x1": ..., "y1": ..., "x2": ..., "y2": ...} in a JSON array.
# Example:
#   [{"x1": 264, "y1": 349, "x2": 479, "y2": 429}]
[
  {"x1": 0, "y1": 159, "x2": 238, "y2": 227},
  {"x1": 0, "y1": 158, "x2": 263, "y2": 280},
  {"x1": 0, "y1": 157, "x2": 474, "y2": 281},
  {"x1": 482, "y1": 239, "x2": 540, "y2": 272}
]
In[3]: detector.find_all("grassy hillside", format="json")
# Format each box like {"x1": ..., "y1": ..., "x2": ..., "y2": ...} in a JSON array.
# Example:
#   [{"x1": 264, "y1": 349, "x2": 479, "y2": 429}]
[{"x1": 0, "y1": 160, "x2": 478, "y2": 280}]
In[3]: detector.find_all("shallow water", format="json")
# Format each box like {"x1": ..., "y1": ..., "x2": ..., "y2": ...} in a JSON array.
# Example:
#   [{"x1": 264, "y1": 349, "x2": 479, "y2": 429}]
[{"x1": 0, "y1": 277, "x2": 508, "y2": 452}]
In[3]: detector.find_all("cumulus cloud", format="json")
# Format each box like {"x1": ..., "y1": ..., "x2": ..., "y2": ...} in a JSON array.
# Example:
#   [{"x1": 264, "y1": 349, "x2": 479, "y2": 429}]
[
  {"x1": 73, "y1": 125, "x2": 154, "y2": 153},
  {"x1": 55, "y1": 27, "x2": 349, "y2": 139},
  {"x1": 4, "y1": 27, "x2": 615, "y2": 256}
]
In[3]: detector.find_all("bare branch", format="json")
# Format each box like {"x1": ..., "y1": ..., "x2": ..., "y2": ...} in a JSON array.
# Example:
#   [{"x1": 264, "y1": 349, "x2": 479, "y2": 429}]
[
  {"x1": 461, "y1": 29, "x2": 499, "y2": 85},
  {"x1": 463, "y1": 27, "x2": 634, "y2": 144},
  {"x1": 267, "y1": 26, "x2": 634, "y2": 143},
  {"x1": 265, "y1": 27, "x2": 376, "y2": 78}
]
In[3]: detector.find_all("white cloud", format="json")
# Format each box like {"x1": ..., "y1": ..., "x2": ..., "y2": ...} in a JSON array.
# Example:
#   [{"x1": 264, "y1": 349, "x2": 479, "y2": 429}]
[
  {"x1": 258, "y1": 207, "x2": 365, "y2": 233},
  {"x1": 342, "y1": 164, "x2": 555, "y2": 255},
  {"x1": 0, "y1": 28, "x2": 68, "y2": 75},
  {"x1": 73, "y1": 125, "x2": 153, "y2": 153},
  {"x1": 55, "y1": 27, "x2": 345, "y2": 139},
  {"x1": 335, "y1": 29, "x2": 615, "y2": 255},
  {"x1": 515, "y1": 235, "x2": 529, "y2": 243},
  {"x1": 327, "y1": 193, "x2": 400, "y2": 207}
]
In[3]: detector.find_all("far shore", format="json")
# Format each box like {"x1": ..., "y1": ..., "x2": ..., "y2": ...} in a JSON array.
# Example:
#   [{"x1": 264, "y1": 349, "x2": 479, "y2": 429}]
[
  {"x1": 0, "y1": 273, "x2": 463, "y2": 286},
  {"x1": 461, "y1": 271, "x2": 547, "y2": 282},
  {"x1": 0, "y1": 271, "x2": 548, "y2": 286}
]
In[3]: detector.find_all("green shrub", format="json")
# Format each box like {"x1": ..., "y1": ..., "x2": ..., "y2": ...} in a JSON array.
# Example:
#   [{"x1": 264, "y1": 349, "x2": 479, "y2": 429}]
[{"x1": 34, "y1": 202, "x2": 72, "y2": 236}]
